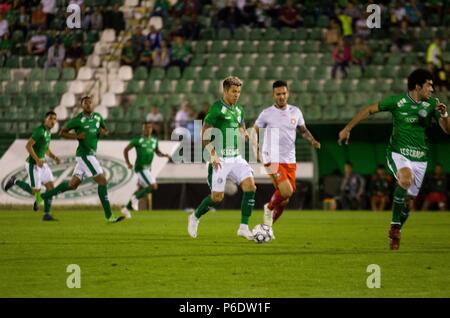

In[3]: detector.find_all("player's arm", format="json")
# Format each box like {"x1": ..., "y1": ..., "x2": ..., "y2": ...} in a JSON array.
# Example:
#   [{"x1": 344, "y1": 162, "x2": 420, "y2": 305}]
[
  {"x1": 123, "y1": 144, "x2": 134, "y2": 170},
  {"x1": 59, "y1": 127, "x2": 85, "y2": 140},
  {"x1": 46, "y1": 148, "x2": 61, "y2": 164},
  {"x1": 25, "y1": 138, "x2": 43, "y2": 167},
  {"x1": 202, "y1": 123, "x2": 221, "y2": 170},
  {"x1": 155, "y1": 147, "x2": 172, "y2": 161},
  {"x1": 298, "y1": 125, "x2": 321, "y2": 149},
  {"x1": 99, "y1": 127, "x2": 109, "y2": 137},
  {"x1": 338, "y1": 103, "x2": 380, "y2": 145},
  {"x1": 436, "y1": 98, "x2": 450, "y2": 134}
]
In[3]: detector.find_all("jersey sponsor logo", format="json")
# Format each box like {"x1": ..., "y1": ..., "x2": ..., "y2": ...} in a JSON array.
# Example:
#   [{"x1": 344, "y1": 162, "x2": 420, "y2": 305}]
[
  {"x1": 290, "y1": 118, "x2": 296, "y2": 125},
  {"x1": 397, "y1": 98, "x2": 406, "y2": 108},
  {"x1": 418, "y1": 109, "x2": 428, "y2": 118},
  {"x1": 221, "y1": 106, "x2": 227, "y2": 114},
  {"x1": 422, "y1": 102, "x2": 430, "y2": 108},
  {"x1": 405, "y1": 117, "x2": 418, "y2": 123},
  {"x1": 1, "y1": 155, "x2": 132, "y2": 200},
  {"x1": 399, "y1": 148, "x2": 425, "y2": 159},
  {"x1": 400, "y1": 112, "x2": 408, "y2": 115}
]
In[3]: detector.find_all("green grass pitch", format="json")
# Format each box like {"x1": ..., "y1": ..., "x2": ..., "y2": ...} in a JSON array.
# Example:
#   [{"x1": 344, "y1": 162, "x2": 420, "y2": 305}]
[{"x1": 0, "y1": 209, "x2": 449, "y2": 298}]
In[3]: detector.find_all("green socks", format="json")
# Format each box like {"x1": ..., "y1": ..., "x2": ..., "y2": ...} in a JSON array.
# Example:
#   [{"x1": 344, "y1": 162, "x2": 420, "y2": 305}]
[
  {"x1": 15, "y1": 180, "x2": 33, "y2": 194},
  {"x1": 400, "y1": 204, "x2": 410, "y2": 229},
  {"x1": 194, "y1": 195, "x2": 214, "y2": 219},
  {"x1": 127, "y1": 187, "x2": 152, "y2": 210},
  {"x1": 241, "y1": 191, "x2": 255, "y2": 225},
  {"x1": 98, "y1": 184, "x2": 112, "y2": 219},
  {"x1": 44, "y1": 198, "x2": 52, "y2": 214},
  {"x1": 392, "y1": 185, "x2": 407, "y2": 224},
  {"x1": 42, "y1": 181, "x2": 70, "y2": 199}
]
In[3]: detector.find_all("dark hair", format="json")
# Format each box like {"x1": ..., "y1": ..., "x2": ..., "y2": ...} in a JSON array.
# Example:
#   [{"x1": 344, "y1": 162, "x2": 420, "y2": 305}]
[
  {"x1": 377, "y1": 164, "x2": 385, "y2": 170},
  {"x1": 45, "y1": 110, "x2": 57, "y2": 118},
  {"x1": 273, "y1": 80, "x2": 288, "y2": 90},
  {"x1": 407, "y1": 69, "x2": 433, "y2": 91},
  {"x1": 345, "y1": 161, "x2": 353, "y2": 167},
  {"x1": 80, "y1": 95, "x2": 92, "y2": 104}
]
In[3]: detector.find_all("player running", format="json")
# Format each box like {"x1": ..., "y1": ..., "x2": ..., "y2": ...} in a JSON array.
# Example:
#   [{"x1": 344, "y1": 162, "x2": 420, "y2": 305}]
[
  {"x1": 338, "y1": 69, "x2": 450, "y2": 250},
  {"x1": 121, "y1": 122, "x2": 171, "y2": 219},
  {"x1": 4, "y1": 111, "x2": 61, "y2": 221},
  {"x1": 39, "y1": 96, "x2": 125, "y2": 223},
  {"x1": 187, "y1": 76, "x2": 257, "y2": 240},
  {"x1": 253, "y1": 80, "x2": 320, "y2": 234}
]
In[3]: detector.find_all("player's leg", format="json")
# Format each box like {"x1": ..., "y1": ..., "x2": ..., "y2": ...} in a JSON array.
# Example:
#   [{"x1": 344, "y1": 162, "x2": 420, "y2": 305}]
[
  {"x1": 40, "y1": 164, "x2": 57, "y2": 220},
  {"x1": 421, "y1": 195, "x2": 431, "y2": 211},
  {"x1": 188, "y1": 162, "x2": 228, "y2": 238},
  {"x1": 122, "y1": 170, "x2": 156, "y2": 218},
  {"x1": 41, "y1": 160, "x2": 82, "y2": 200},
  {"x1": 237, "y1": 176, "x2": 256, "y2": 240},
  {"x1": 400, "y1": 161, "x2": 427, "y2": 229}
]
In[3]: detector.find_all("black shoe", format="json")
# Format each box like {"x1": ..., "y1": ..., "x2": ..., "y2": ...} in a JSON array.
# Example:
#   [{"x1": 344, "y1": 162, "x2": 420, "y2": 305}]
[
  {"x1": 4, "y1": 175, "x2": 16, "y2": 192},
  {"x1": 42, "y1": 214, "x2": 57, "y2": 221},
  {"x1": 33, "y1": 201, "x2": 39, "y2": 212},
  {"x1": 114, "y1": 216, "x2": 125, "y2": 223}
]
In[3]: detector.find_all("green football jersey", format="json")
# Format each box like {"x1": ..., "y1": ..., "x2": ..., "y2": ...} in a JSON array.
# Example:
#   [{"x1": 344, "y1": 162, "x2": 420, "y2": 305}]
[
  {"x1": 378, "y1": 92, "x2": 440, "y2": 162},
  {"x1": 129, "y1": 135, "x2": 158, "y2": 172},
  {"x1": 66, "y1": 112, "x2": 106, "y2": 157},
  {"x1": 27, "y1": 124, "x2": 51, "y2": 164},
  {"x1": 204, "y1": 99, "x2": 245, "y2": 157}
]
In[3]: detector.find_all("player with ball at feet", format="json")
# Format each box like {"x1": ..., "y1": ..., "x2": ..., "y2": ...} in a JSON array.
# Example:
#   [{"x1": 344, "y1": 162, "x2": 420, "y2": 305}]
[
  {"x1": 253, "y1": 80, "x2": 320, "y2": 237},
  {"x1": 188, "y1": 76, "x2": 257, "y2": 240}
]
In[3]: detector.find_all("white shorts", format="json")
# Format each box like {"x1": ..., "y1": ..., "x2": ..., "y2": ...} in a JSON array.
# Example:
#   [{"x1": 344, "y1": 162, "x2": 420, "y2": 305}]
[
  {"x1": 386, "y1": 152, "x2": 427, "y2": 196},
  {"x1": 207, "y1": 155, "x2": 254, "y2": 192},
  {"x1": 73, "y1": 156, "x2": 104, "y2": 181},
  {"x1": 26, "y1": 162, "x2": 54, "y2": 190},
  {"x1": 136, "y1": 169, "x2": 156, "y2": 187}
]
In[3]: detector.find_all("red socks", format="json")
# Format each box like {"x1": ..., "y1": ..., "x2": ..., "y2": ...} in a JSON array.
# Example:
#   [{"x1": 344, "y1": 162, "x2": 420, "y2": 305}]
[{"x1": 268, "y1": 189, "x2": 284, "y2": 210}]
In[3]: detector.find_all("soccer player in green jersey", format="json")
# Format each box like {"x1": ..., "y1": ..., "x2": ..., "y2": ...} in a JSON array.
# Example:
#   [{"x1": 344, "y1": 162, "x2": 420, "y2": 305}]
[
  {"x1": 121, "y1": 122, "x2": 171, "y2": 219},
  {"x1": 4, "y1": 111, "x2": 60, "y2": 221},
  {"x1": 338, "y1": 69, "x2": 450, "y2": 250},
  {"x1": 40, "y1": 96, "x2": 125, "y2": 223},
  {"x1": 187, "y1": 76, "x2": 257, "y2": 240}
]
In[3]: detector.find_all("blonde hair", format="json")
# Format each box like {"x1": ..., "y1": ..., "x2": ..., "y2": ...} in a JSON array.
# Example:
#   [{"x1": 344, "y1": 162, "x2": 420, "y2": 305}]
[{"x1": 223, "y1": 76, "x2": 243, "y2": 91}]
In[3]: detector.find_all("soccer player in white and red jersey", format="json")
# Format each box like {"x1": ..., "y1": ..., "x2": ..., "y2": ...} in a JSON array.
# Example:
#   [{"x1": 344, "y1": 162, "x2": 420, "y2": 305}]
[{"x1": 253, "y1": 80, "x2": 321, "y2": 234}]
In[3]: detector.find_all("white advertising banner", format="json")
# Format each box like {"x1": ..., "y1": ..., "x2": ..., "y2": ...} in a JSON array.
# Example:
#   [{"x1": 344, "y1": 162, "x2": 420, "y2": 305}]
[{"x1": 0, "y1": 140, "x2": 179, "y2": 205}]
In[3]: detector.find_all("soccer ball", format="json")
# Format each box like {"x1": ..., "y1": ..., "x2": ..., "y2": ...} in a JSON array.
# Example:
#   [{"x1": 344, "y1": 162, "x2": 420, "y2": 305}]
[
  {"x1": 224, "y1": 179, "x2": 238, "y2": 196},
  {"x1": 252, "y1": 224, "x2": 273, "y2": 243}
]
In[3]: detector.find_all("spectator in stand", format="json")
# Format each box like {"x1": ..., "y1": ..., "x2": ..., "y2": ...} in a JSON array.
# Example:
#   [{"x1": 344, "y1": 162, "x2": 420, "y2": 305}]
[
  {"x1": 81, "y1": 6, "x2": 92, "y2": 30},
  {"x1": 45, "y1": 37, "x2": 65, "y2": 70},
  {"x1": 139, "y1": 40, "x2": 153, "y2": 69},
  {"x1": 343, "y1": 1, "x2": 361, "y2": 23},
  {"x1": 90, "y1": 7, "x2": 103, "y2": 30},
  {"x1": 196, "y1": 102, "x2": 209, "y2": 122},
  {"x1": 147, "y1": 25, "x2": 162, "y2": 50},
  {"x1": 339, "y1": 161, "x2": 366, "y2": 210},
  {"x1": 103, "y1": 4, "x2": 125, "y2": 33},
  {"x1": 64, "y1": 40, "x2": 84, "y2": 71},
  {"x1": 182, "y1": 14, "x2": 204, "y2": 40},
  {"x1": 253, "y1": 1, "x2": 271, "y2": 27},
  {"x1": 31, "y1": 4, "x2": 47, "y2": 29},
  {"x1": 169, "y1": 34, "x2": 192, "y2": 73},
  {"x1": 324, "y1": 19, "x2": 341, "y2": 46},
  {"x1": 174, "y1": 102, "x2": 192, "y2": 129},
  {"x1": 132, "y1": 26, "x2": 146, "y2": 53},
  {"x1": 426, "y1": 36, "x2": 445, "y2": 90},
  {"x1": 421, "y1": 163, "x2": 448, "y2": 211},
  {"x1": 352, "y1": 36, "x2": 371, "y2": 75},
  {"x1": 391, "y1": 19, "x2": 414, "y2": 53},
  {"x1": 152, "y1": 39, "x2": 170, "y2": 68},
  {"x1": 216, "y1": 0, "x2": 245, "y2": 34},
  {"x1": 27, "y1": 28, "x2": 47, "y2": 55},
  {"x1": 120, "y1": 39, "x2": 138, "y2": 68},
  {"x1": 390, "y1": 0, "x2": 406, "y2": 26},
  {"x1": 331, "y1": 39, "x2": 351, "y2": 79},
  {"x1": 277, "y1": 0, "x2": 302, "y2": 28},
  {"x1": 336, "y1": 8, "x2": 353, "y2": 40},
  {"x1": 41, "y1": 0, "x2": 56, "y2": 29},
  {"x1": 146, "y1": 106, "x2": 164, "y2": 135},
  {"x1": 369, "y1": 165, "x2": 392, "y2": 211},
  {"x1": 405, "y1": 0, "x2": 424, "y2": 26},
  {"x1": 14, "y1": 6, "x2": 30, "y2": 37},
  {"x1": 354, "y1": 11, "x2": 370, "y2": 40},
  {"x1": 0, "y1": 13, "x2": 8, "y2": 39},
  {"x1": 152, "y1": 0, "x2": 170, "y2": 18}
]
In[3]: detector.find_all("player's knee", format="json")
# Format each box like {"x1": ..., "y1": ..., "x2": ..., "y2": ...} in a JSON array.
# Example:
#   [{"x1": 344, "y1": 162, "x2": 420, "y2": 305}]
[
  {"x1": 211, "y1": 193, "x2": 224, "y2": 203},
  {"x1": 398, "y1": 177, "x2": 413, "y2": 189}
]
